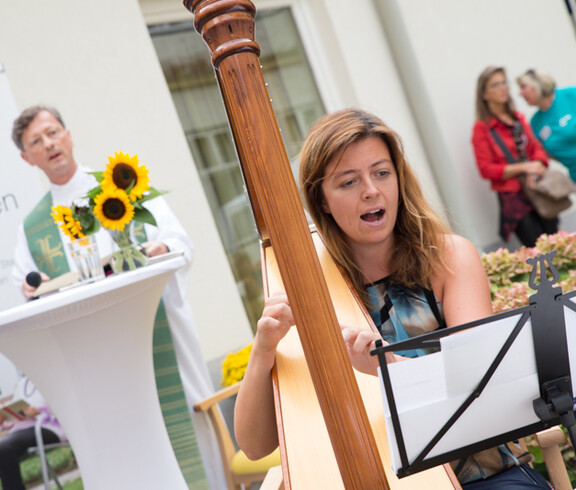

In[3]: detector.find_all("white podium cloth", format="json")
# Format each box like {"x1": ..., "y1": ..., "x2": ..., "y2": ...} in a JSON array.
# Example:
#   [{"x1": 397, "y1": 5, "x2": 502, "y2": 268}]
[{"x1": 0, "y1": 257, "x2": 188, "y2": 490}]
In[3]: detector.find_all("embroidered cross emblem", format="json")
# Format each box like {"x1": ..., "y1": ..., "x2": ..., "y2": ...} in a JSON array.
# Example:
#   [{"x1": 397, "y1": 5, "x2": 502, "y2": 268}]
[
  {"x1": 133, "y1": 222, "x2": 146, "y2": 243},
  {"x1": 34, "y1": 235, "x2": 64, "y2": 275}
]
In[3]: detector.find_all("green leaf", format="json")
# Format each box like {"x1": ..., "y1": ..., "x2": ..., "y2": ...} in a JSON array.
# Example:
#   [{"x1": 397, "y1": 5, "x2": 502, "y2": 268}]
[
  {"x1": 71, "y1": 205, "x2": 100, "y2": 236},
  {"x1": 137, "y1": 187, "x2": 168, "y2": 205},
  {"x1": 81, "y1": 214, "x2": 101, "y2": 235},
  {"x1": 84, "y1": 186, "x2": 103, "y2": 201},
  {"x1": 133, "y1": 207, "x2": 158, "y2": 226},
  {"x1": 88, "y1": 171, "x2": 104, "y2": 183}
]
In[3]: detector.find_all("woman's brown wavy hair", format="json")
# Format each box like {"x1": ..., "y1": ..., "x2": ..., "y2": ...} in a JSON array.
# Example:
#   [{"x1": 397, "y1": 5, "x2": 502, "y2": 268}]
[{"x1": 299, "y1": 108, "x2": 450, "y2": 306}]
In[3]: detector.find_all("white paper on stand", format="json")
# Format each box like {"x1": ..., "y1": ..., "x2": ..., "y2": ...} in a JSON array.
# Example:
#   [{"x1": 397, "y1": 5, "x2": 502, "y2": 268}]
[{"x1": 378, "y1": 310, "x2": 566, "y2": 473}]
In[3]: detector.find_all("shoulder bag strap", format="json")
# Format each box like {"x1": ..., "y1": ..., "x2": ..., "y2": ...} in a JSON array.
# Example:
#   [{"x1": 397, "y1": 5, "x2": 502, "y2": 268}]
[{"x1": 489, "y1": 128, "x2": 517, "y2": 164}]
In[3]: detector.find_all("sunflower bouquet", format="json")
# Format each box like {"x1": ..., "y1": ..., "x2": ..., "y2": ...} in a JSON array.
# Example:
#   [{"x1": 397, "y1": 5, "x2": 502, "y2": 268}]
[
  {"x1": 52, "y1": 151, "x2": 166, "y2": 273},
  {"x1": 52, "y1": 151, "x2": 165, "y2": 238}
]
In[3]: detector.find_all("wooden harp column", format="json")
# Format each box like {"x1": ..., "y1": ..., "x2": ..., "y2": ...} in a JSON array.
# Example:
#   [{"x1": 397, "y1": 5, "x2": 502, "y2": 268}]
[{"x1": 184, "y1": 1, "x2": 389, "y2": 488}]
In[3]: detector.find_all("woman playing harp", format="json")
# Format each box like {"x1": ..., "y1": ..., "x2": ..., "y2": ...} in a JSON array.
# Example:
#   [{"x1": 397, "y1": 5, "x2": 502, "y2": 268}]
[{"x1": 235, "y1": 108, "x2": 551, "y2": 489}]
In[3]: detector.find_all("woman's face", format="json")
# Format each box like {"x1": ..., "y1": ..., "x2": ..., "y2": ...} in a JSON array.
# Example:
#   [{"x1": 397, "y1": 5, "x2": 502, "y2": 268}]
[
  {"x1": 321, "y1": 136, "x2": 399, "y2": 256},
  {"x1": 518, "y1": 81, "x2": 539, "y2": 106},
  {"x1": 483, "y1": 72, "x2": 510, "y2": 106}
]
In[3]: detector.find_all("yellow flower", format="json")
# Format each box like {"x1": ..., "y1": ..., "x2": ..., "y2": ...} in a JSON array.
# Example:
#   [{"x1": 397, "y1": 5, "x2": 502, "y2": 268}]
[
  {"x1": 221, "y1": 343, "x2": 253, "y2": 387},
  {"x1": 51, "y1": 205, "x2": 84, "y2": 240},
  {"x1": 102, "y1": 151, "x2": 150, "y2": 201},
  {"x1": 93, "y1": 188, "x2": 135, "y2": 231}
]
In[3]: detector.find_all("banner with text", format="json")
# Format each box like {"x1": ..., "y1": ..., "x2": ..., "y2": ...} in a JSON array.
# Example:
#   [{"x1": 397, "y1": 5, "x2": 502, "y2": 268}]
[
  {"x1": 0, "y1": 66, "x2": 43, "y2": 311},
  {"x1": 0, "y1": 65, "x2": 45, "y2": 395}
]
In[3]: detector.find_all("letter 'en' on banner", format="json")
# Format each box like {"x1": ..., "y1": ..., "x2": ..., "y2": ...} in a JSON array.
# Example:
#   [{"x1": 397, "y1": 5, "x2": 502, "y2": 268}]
[
  {"x1": 0, "y1": 64, "x2": 44, "y2": 394},
  {"x1": 0, "y1": 64, "x2": 44, "y2": 310}
]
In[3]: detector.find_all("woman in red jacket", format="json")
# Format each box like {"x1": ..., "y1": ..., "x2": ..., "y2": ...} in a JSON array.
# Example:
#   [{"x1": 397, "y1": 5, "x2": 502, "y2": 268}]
[{"x1": 472, "y1": 66, "x2": 558, "y2": 247}]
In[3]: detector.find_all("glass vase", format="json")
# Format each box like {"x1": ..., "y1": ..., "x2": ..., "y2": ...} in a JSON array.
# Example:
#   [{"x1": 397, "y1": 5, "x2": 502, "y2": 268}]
[
  {"x1": 108, "y1": 221, "x2": 149, "y2": 274},
  {"x1": 68, "y1": 235, "x2": 105, "y2": 283}
]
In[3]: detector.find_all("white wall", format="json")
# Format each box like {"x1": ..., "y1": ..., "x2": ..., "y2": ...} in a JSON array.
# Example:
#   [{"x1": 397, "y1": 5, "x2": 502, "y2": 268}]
[
  {"x1": 0, "y1": 0, "x2": 253, "y2": 363},
  {"x1": 296, "y1": 0, "x2": 446, "y2": 218}
]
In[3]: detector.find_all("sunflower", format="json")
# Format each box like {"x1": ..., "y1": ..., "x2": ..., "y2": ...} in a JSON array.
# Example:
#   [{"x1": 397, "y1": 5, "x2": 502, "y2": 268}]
[
  {"x1": 51, "y1": 205, "x2": 85, "y2": 240},
  {"x1": 93, "y1": 188, "x2": 135, "y2": 231},
  {"x1": 101, "y1": 151, "x2": 150, "y2": 201}
]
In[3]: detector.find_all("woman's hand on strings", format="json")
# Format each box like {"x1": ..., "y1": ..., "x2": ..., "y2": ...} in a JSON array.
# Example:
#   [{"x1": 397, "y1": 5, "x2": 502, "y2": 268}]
[
  {"x1": 255, "y1": 291, "x2": 294, "y2": 357},
  {"x1": 340, "y1": 325, "x2": 390, "y2": 376},
  {"x1": 235, "y1": 291, "x2": 293, "y2": 458}
]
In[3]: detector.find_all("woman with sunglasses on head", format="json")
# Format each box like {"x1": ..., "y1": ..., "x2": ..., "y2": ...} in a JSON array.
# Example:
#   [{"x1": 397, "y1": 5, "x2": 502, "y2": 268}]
[
  {"x1": 472, "y1": 66, "x2": 558, "y2": 248},
  {"x1": 517, "y1": 68, "x2": 576, "y2": 184}
]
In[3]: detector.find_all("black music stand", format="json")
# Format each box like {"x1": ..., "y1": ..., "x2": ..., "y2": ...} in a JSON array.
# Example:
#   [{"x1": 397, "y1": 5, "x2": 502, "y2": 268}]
[{"x1": 371, "y1": 251, "x2": 576, "y2": 478}]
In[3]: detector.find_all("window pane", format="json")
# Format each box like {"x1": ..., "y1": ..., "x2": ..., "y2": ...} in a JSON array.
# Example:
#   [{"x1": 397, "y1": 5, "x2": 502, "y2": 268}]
[{"x1": 150, "y1": 8, "x2": 325, "y2": 331}]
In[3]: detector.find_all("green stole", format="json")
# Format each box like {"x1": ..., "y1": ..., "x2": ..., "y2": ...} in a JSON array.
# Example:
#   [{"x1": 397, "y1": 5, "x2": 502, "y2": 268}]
[{"x1": 24, "y1": 192, "x2": 209, "y2": 489}]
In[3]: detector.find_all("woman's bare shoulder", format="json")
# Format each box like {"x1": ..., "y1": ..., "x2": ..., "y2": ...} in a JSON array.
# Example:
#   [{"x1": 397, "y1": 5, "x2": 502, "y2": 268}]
[
  {"x1": 441, "y1": 234, "x2": 483, "y2": 266},
  {"x1": 442, "y1": 233, "x2": 478, "y2": 251}
]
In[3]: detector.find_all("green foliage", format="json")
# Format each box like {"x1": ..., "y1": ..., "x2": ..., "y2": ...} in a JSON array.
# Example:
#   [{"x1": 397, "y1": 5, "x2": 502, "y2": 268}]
[
  {"x1": 72, "y1": 202, "x2": 101, "y2": 236},
  {"x1": 558, "y1": 426, "x2": 576, "y2": 487},
  {"x1": 14, "y1": 446, "x2": 81, "y2": 489},
  {"x1": 63, "y1": 478, "x2": 84, "y2": 489},
  {"x1": 133, "y1": 204, "x2": 158, "y2": 226},
  {"x1": 482, "y1": 231, "x2": 576, "y2": 313}
]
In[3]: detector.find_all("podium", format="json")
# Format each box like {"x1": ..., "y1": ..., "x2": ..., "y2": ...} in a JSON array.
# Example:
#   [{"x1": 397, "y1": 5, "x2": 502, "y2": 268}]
[{"x1": 0, "y1": 257, "x2": 189, "y2": 490}]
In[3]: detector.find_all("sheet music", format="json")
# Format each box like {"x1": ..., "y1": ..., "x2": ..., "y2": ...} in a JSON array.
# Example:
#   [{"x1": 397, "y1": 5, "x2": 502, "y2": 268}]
[
  {"x1": 441, "y1": 314, "x2": 536, "y2": 397},
  {"x1": 380, "y1": 311, "x2": 558, "y2": 471}
]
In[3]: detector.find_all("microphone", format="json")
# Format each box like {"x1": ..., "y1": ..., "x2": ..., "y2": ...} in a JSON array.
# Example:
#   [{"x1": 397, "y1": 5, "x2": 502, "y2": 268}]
[{"x1": 26, "y1": 271, "x2": 42, "y2": 288}]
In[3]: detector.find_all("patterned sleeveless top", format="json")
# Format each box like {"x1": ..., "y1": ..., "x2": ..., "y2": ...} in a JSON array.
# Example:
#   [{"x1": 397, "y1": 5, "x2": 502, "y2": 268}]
[{"x1": 366, "y1": 278, "x2": 446, "y2": 358}]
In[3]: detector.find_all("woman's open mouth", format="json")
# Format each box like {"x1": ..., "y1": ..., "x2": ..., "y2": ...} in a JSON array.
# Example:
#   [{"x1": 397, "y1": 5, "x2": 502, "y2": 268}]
[{"x1": 361, "y1": 209, "x2": 384, "y2": 223}]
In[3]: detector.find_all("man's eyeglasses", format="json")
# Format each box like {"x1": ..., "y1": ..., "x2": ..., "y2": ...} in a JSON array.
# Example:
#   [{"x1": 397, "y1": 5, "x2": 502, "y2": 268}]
[{"x1": 24, "y1": 127, "x2": 64, "y2": 151}]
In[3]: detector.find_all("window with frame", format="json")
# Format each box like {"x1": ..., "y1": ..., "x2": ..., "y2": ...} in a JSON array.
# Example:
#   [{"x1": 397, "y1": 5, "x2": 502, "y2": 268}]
[{"x1": 150, "y1": 7, "x2": 325, "y2": 330}]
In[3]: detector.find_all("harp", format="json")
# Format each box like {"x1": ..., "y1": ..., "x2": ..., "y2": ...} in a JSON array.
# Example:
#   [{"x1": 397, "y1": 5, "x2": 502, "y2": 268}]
[{"x1": 184, "y1": 1, "x2": 460, "y2": 488}]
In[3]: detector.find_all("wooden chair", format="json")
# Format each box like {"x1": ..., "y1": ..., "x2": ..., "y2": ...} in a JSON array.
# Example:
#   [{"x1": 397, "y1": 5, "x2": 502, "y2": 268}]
[
  {"x1": 531, "y1": 426, "x2": 572, "y2": 490},
  {"x1": 259, "y1": 465, "x2": 284, "y2": 490},
  {"x1": 193, "y1": 382, "x2": 281, "y2": 490}
]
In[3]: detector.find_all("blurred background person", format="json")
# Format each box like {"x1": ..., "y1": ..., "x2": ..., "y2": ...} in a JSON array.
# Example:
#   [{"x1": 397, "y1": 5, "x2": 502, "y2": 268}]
[
  {"x1": 472, "y1": 66, "x2": 558, "y2": 248},
  {"x1": 517, "y1": 68, "x2": 576, "y2": 183},
  {"x1": 0, "y1": 376, "x2": 66, "y2": 490}
]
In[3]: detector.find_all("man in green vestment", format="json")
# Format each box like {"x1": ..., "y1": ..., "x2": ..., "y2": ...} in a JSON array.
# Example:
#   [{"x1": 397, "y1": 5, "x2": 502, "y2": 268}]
[{"x1": 10, "y1": 105, "x2": 225, "y2": 489}]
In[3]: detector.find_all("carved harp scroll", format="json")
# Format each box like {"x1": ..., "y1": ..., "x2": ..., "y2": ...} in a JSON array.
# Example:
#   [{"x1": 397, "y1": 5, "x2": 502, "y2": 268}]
[{"x1": 184, "y1": 1, "x2": 389, "y2": 488}]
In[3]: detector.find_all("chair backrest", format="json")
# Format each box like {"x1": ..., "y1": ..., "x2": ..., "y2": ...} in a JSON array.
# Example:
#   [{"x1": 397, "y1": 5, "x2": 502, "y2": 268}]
[
  {"x1": 532, "y1": 427, "x2": 572, "y2": 490},
  {"x1": 194, "y1": 383, "x2": 241, "y2": 490},
  {"x1": 194, "y1": 381, "x2": 283, "y2": 490}
]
